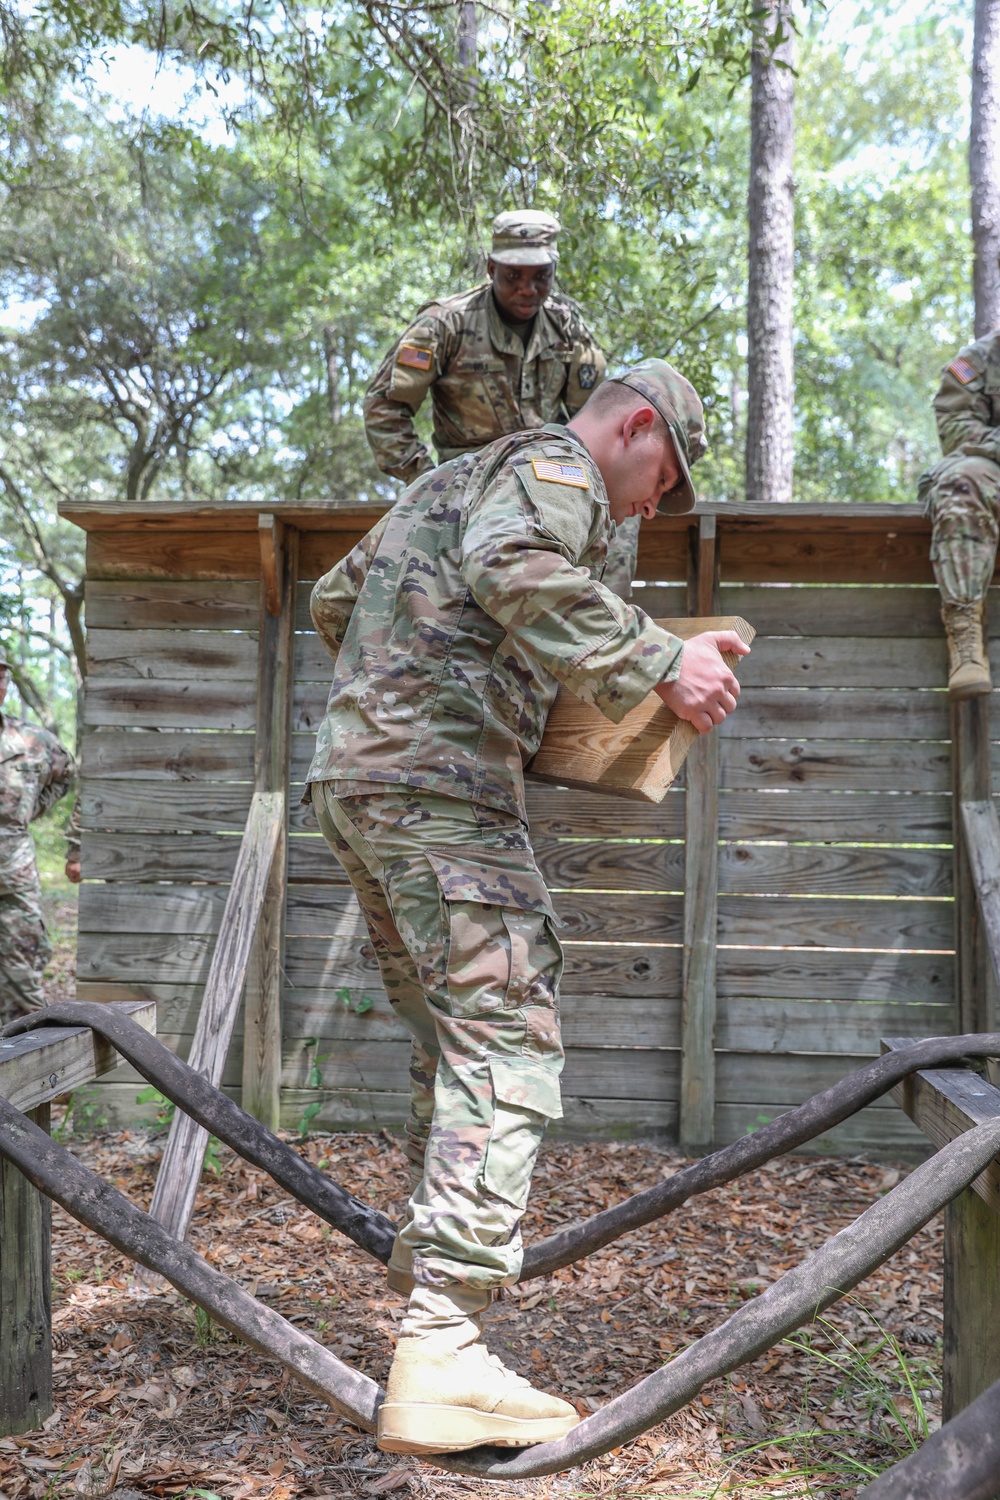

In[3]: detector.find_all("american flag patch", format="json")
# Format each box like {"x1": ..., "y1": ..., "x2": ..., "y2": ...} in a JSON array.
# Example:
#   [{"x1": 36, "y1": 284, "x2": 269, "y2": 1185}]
[
  {"x1": 530, "y1": 459, "x2": 589, "y2": 489},
  {"x1": 398, "y1": 345, "x2": 433, "y2": 371},
  {"x1": 948, "y1": 356, "x2": 979, "y2": 384}
]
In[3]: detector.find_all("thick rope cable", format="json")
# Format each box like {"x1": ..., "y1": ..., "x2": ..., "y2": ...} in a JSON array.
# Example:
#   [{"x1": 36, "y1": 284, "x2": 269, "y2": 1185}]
[
  {"x1": 4, "y1": 1003, "x2": 397, "y2": 1263},
  {"x1": 1, "y1": 1074, "x2": 997, "y2": 1479},
  {"x1": 10, "y1": 1006, "x2": 1000, "y2": 1284},
  {"x1": 858, "y1": 1376, "x2": 1000, "y2": 1500},
  {"x1": 438, "y1": 1116, "x2": 1000, "y2": 1477},
  {"x1": 0, "y1": 1096, "x2": 381, "y2": 1432}
]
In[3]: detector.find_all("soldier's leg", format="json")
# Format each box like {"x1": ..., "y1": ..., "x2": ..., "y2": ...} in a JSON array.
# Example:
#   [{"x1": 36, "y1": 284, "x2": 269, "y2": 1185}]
[
  {"x1": 317, "y1": 787, "x2": 576, "y2": 1452},
  {"x1": 0, "y1": 877, "x2": 52, "y2": 1025},
  {"x1": 923, "y1": 454, "x2": 1000, "y2": 697},
  {"x1": 312, "y1": 783, "x2": 436, "y2": 1293},
  {"x1": 601, "y1": 512, "x2": 640, "y2": 601}
]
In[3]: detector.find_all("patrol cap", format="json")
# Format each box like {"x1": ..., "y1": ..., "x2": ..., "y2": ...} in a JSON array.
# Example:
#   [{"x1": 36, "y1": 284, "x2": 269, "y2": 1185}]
[
  {"x1": 490, "y1": 210, "x2": 560, "y2": 266},
  {"x1": 608, "y1": 357, "x2": 707, "y2": 515}
]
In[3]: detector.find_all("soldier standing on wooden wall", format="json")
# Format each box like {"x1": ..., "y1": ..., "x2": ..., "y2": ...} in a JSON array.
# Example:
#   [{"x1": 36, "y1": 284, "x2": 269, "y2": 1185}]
[
  {"x1": 363, "y1": 210, "x2": 643, "y2": 598},
  {"x1": 309, "y1": 359, "x2": 749, "y2": 1456},
  {"x1": 0, "y1": 643, "x2": 79, "y2": 1023},
  {"x1": 920, "y1": 332, "x2": 1000, "y2": 697}
]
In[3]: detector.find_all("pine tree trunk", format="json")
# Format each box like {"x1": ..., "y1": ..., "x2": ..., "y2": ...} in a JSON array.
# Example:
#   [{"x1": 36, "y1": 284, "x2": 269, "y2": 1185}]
[
  {"x1": 972, "y1": 0, "x2": 1000, "y2": 336},
  {"x1": 746, "y1": 0, "x2": 795, "y2": 505}
]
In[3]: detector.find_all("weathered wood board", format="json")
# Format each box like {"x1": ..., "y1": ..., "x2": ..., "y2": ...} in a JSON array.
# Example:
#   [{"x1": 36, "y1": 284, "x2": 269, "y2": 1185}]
[{"x1": 528, "y1": 616, "x2": 756, "y2": 802}]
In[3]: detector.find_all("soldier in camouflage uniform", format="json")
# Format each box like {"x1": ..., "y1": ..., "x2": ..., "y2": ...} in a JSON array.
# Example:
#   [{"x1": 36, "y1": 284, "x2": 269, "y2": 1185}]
[
  {"x1": 919, "y1": 331, "x2": 1000, "y2": 697},
  {"x1": 363, "y1": 210, "x2": 642, "y2": 598},
  {"x1": 0, "y1": 644, "x2": 78, "y2": 1022},
  {"x1": 309, "y1": 359, "x2": 749, "y2": 1454}
]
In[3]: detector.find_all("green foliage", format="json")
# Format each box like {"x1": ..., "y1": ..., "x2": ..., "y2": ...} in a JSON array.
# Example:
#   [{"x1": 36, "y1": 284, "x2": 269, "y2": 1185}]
[
  {"x1": 52, "y1": 1087, "x2": 107, "y2": 1139},
  {"x1": 135, "y1": 1086, "x2": 223, "y2": 1172}
]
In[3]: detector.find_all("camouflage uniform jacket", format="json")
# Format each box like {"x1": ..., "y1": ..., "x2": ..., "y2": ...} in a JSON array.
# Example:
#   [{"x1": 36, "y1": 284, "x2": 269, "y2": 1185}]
[
  {"x1": 362, "y1": 284, "x2": 607, "y2": 485},
  {"x1": 307, "y1": 425, "x2": 683, "y2": 823},
  {"x1": 932, "y1": 332, "x2": 1000, "y2": 463},
  {"x1": 0, "y1": 712, "x2": 76, "y2": 884}
]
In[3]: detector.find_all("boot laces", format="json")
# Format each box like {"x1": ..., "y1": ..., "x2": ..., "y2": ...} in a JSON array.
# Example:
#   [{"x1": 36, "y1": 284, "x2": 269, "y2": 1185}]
[{"x1": 951, "y1": 609, "x2": 981, "y2": 665}]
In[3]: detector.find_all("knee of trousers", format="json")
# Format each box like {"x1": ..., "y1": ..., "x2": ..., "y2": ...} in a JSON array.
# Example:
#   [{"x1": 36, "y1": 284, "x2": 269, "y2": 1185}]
[{"x1": 925, "y1": 454, "x2": 1000, "y2": 523}]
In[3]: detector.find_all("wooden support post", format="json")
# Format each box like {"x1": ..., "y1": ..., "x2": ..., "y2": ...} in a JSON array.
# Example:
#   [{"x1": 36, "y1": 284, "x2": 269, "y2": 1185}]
[
  {"x1": 680, "y1": 517, "x2": 721, "y2": 1155},
  {"x1": 0, "y1": 1104, "x2": 51, "y2": 1436},
  {"x1": 243, "y1": 524, "x2": 299, "y2": 1129},
  {"x1": 944, "y1": 1185, "x2": 1000, "y2": 1424},
  {"x1": 259, "y1": 513, "x2": 284, "y2": 617},
  {"x1": 951, "y1": 696, "x2": 998, "y2": 1033}
]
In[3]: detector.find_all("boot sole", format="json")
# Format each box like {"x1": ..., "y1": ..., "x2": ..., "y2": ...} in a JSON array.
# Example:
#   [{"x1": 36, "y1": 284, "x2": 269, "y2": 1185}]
[
  {"x1": 950, "y1": 679, "x2": 992, "y2": 699},
  {"x1": 377, "y1": 1402, "x2": 579, "y2": 1453}
]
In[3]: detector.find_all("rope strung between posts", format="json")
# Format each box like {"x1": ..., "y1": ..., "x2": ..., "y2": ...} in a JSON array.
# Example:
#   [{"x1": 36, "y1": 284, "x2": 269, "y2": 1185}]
[
  {"x1": 1, "y1": 1079, "x2": 998, "y2": 1480},
  {"x1": 9, "y1": 1006, "x2": 1000, "y2": 1283}
]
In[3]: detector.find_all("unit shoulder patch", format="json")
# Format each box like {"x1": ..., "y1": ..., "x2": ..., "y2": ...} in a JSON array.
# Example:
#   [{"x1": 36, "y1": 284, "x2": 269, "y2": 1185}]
[
  {"x1": 530, "y1": 459, "x2": 590, "y2": 489},
  {"x1": 398, "y1": 345, "x2": 434, "y2": 372},
  {"x1": 948, "y1": 355, "x2": 981, "y2": 385}
]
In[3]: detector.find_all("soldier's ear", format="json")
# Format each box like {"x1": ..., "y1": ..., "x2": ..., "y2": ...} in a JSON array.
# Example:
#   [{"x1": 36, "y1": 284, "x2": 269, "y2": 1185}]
[{"x1": 621, "y1": 405, "x2": 657, "y2": 445}]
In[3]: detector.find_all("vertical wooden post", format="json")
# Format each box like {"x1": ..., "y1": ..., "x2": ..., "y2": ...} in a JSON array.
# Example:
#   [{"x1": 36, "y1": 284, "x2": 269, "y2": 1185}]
[
  {"x1": 242, "y1": 518, "x2": 299, "y2": 1129},
  {"x1": 0, "y1": 1104, "x2": 51, "y2": 1435},
  {"x1": 943, "y1": 1186, "x2": 1000, "y2": 1424},
  {"x1": 951, "y1": 695, "x2": 997, "y2": 1033},
  {"x1": 680, "y1": 517, "x2": 721, "y2": 1155}
]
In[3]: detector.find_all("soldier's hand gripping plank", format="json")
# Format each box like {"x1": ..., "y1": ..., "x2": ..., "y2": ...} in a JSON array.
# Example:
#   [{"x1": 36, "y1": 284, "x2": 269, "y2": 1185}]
[{"x1": 306, "y1": 359, "x2": 748, "y2": 1457}]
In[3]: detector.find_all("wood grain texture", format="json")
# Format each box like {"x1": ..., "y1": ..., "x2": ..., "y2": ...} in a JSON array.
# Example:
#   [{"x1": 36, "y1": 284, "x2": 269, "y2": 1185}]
[
  {"x1": 885, "y1": 1040, "x2": 1000, "y2": 1214},
  {"x1": 715, "y1": 585, "x2": 948, "y2": 638},
  {"x1": 960, "y1": 799, "x2": 1000, "y2": 1032},
  {"x1": 943, "y1": 1188, "x2": 1000, "y2": 1421},
  {"x1": 718, "y1": 688, "x2": 952, "y2": 740},
  {"x1": 0, "y1": 1104, "x2": 51, "y2": 1436},
  {"x1": 87, "y1": 531, "x2": 261, "y2": 581},
  {"x1": 717, "y1": 842, "x2": 952, "y2": 898},
  {"x1": 720, "y1": 738, "x2": 953, "y2": 792},
  {"x1": 0, "y1": 1002, "x2": 155, "y2": 1111},
  {"x1": 717, "y1": 947, "x2": 952, "y2": 1003},
  {"x1": 81, "y1": 729, "x2": 255, "y2": 782},
  {"x1": 719, "y1": 791, "x2": 952, "y2": 843},
  {"x1": 952, "y1": 697, "x2": 998, "y2": 1035},
  {"x1": 736, "y1": 635, "x2": 947, "y2": 689},
  {"x1": 529, "y1": 616, "x2": 755, "y2": 803},
  {"x1": 144, "y1": 791, "x2": 282, "y2": 1251},
  {"x1": 85, "y1": 579, "x2": 260, "y2": 631},
  {"x1": 717, "y1": 527, "x2": 935, "y2": 584},
  {"x1": 86, "y1": 629, "x2": 258, "y2": 681},
  {"x1": 82, "y1": 679, "x2": 256, "y2": 731}
]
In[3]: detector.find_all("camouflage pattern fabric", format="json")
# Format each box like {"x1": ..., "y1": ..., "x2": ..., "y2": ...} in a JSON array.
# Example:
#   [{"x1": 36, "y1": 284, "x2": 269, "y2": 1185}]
[
  {"x1": 920, "y1": 331, "x2": 1000, "y2": 605},
  {"x1": 312, "y1": 783, "x2": 563, "y2": 1291},
  {"x1": 362, "y1": 284, "x2": 607, "y2": 487},
  {"x1": 0, "y1": 712, "x2": 76, "y2": 1021},
  {"x1": 306, "y1": 423, "x2": 684, "y2": 823}
]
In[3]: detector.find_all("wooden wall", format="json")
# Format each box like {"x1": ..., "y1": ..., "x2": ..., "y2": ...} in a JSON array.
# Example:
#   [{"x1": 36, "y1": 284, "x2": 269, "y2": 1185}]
[{"x1": 69, "y1": 503, "x2": 966, "y2": 1157}]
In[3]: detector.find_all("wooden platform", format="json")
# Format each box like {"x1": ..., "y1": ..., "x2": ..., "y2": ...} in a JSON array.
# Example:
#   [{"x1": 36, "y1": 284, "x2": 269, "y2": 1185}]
[{"x1": 60, "y1": 497, "x2": 991, "y2": 1155}]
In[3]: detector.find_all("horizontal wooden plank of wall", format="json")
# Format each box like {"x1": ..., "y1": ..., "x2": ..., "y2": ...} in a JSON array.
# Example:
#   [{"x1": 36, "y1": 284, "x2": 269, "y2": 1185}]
[
  {"x1": 720, "y1": 739, "x2": 954, "y2": 792},
  {"x1": 86, "y1": 629, "x2": 259, "y2": 680},
  {"x1": 86, "y1": 579, "x2": 261, "y2": 631}
]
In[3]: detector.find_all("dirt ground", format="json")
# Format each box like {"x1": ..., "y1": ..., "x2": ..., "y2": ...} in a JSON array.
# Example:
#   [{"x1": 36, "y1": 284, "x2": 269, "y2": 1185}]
[{"x1": 9, "y1": 890, "x2": 942, "y2": 1500}]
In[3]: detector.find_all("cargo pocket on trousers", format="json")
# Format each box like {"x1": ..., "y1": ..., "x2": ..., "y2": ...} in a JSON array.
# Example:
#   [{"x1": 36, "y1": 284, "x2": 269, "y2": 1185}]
[
  {"x1": 424, "y1": 853, "x2": 556, "y2": 1019},
  {"x1": 479, "y1": 1056, "x2": 564, "y2": 1211}
]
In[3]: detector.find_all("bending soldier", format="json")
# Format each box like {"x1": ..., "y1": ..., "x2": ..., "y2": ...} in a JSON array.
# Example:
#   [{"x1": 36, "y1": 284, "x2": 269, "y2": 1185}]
[
  {"x1": 363, "y1": 209, "x2": 642, "y2": 598},
  {"x1": 920, "y1": 331, "x2": 1000, "y2": 697},
  {"x1": 0, "y1": 645, "x2": 78, "y2": 1023},
  {"x1": 309, "y1": 360, "x2": 749, "y2": 1455}
]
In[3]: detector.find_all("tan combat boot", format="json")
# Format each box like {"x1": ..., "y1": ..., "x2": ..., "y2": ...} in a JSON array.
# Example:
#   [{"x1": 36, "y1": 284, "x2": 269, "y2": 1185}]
[
  {"x1": 377, "y1": 1285, "x2": 580, "y2": 1454},
  {"x1": 943, "y1": 602, "x2": 992, "y2": 698}
]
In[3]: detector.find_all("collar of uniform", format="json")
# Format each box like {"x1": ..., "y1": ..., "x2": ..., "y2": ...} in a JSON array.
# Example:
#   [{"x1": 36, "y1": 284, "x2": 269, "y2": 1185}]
[{"x1": 487, "y1": 292, "x2": 563, "y2": 359}]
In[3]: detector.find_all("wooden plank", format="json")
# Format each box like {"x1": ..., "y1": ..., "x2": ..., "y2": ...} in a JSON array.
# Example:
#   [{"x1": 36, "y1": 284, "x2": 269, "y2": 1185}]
[
  {"x1": 259, "y1": 513, "x2": 284, "y2": 617},
  {"x1": 243, "y1": 528, "x2": 298, "y2": 1130},
  {"x1": 716, "y1": 585, "x2": 947, "y2": 639},
  {"x1": 298, "y1": 529, "x2": 385, "y2": 581},
  {"x1": 85, "y1": 630, "x2": 257, "y2": 681},
  {"x1": 82, "y1": 832, "x2": 242, "y2": 883},
  {"x1": 943, "y1": 1188, "x2": 1000, "y2": 1422},
  {"x1": 528, "y1": 617, "x2": 755, "y2": 803},
  {"x1": 717, "y1": 527, "x2": 935, "y2": 585},
  {"x1": 713, "y1": 1101, "x2": 929, "y2": 1158},
  {"x1": 64, "y1": 498, "x2": 385, "y2": 533},
  {"x1": 718, "y1": 688, "x2": 952, "y2": 741},
  {"x1": 143, "y1": 791, "x2": 283, "y2": 1255},
  {"x1": 720, "y1": 739, "x2": 953, "y2": 793},
  {"x1": 81, "y1": 730, "x2": 255, "y2": 782},
  {"x1": 737, "y1": 636, "x2": 946, "y2": 690},
  {"x1": 85, "y1": 579, "x2": 260, "y2": 631},
  {"x1": 717, "y1": 843, "x2": 952, "y2": 899},
  {"x1": 719, "y1": 888, "x2": 953, "y2": 948},
  {"x1": 81, "y1": 781, "x2": 253, "y2": 833},
  {"x1": 87, "y1": 531, "x2": 261, "y2": 581},
  {"x1": 0, "y1": 1002, "x2": 155, "y2": 1111},
  {"x1": 885, "y1": 1043, "x2": 1000, "y2": 1214},
  {"x1": 0, "y1": 1104, "x2": 51, "y2": 1436},
  {"x1": 961, "y1": 799, "x2": 1000, "y2": 1031},
  {"x1": 82, "y1": 680, "x2": 256, "y2": 731},
  {"x1": 953, "y1": 698, "x2": 997, "y2": 1034},
  {"x1": 717, "y1": 949, "x2": 953, "y2": 1004},
  {"x1": 719, "y1": 791, "x2": 952, "y2": 843},
  {"x1": 680, "y1": 521, "x2": 721, "y2": 1153}
]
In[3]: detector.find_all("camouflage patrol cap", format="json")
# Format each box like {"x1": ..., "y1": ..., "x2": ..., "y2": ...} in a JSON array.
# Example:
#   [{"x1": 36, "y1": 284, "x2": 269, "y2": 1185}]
[
  {"x1": 490, "y1": 210, "x2": 561, "y2": 266},
  {"x1": 609, "y1": 357, "x2": 707, "y2": 515}
]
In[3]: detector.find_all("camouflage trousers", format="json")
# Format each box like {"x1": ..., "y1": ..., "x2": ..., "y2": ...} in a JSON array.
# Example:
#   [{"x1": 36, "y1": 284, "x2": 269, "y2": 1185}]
[
  {"x1": 0, "y1": 835, "x2": 51, "y2": 1023},
  {"x1": 920, "y1": 453, "x2": 1000, "y2": 607},
  {"x1": 602, "y1": 513, "x2": 641, "y2": 601},
  {"x1": 313, "y1": 784, "x2": 564, "y2": 1291}
]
